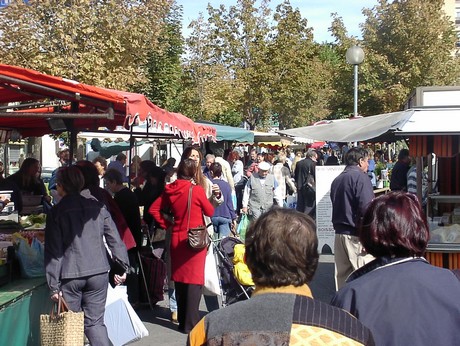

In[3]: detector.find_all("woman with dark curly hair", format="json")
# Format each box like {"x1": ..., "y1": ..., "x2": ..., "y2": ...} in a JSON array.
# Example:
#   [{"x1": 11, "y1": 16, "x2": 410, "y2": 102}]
[
  {"x1": 133, "y1": 160, "x2": 166, "y2": 231},
  {"x1": 332, "y1": 192, "x2": 460, "y2": 346}
]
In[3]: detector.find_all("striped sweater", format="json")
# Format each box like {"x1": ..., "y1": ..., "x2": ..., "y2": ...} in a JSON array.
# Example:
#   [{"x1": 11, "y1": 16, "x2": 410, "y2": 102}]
[{"x1": 188, "y1": 285, "x2": 374, "y2": 346}]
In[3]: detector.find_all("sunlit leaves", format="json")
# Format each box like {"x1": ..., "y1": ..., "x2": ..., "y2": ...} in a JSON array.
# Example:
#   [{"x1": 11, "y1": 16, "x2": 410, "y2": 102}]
[
  {"x1": 0, "y1": 0, "x2": 172, "y2": 90},
  {"x1": 330, "y1": 0, "x2": 460, "y2": 116}
]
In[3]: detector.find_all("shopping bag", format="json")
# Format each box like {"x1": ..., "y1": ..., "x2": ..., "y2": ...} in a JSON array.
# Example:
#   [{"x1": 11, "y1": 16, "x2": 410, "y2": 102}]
[
  {"x1": 203, "y1": 243, "x2": 221, "y2": 296},
  {"x1": 236, "y1": 214, "x2": 249, "y2": 241},
  {"x1": 15, "y1": 235, "x2": 45, "y2": 278},
  {"x1": 286, "y1": 194, "x2": 297, "y2": 209},
  {"x1": 40, "y1": 296, "x2": 84, "y2": 346},
  {"x1": 105, "y1": 285, "x2": 149, "y2": 346},
  {"x1": 139, "y1": 251, "x2": 166, "y2": 305}
]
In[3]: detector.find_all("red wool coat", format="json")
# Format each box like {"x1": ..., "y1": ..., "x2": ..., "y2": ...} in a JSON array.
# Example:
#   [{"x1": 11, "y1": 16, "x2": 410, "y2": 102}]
[{"x1": 149, "y1": 179, "x2": 214, "y2": 285}]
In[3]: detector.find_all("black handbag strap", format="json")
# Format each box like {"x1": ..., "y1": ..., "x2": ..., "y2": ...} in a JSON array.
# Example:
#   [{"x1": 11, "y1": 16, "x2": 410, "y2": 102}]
[{"x1": 186, "y1": 184, "x2": 193, "y2": 230}]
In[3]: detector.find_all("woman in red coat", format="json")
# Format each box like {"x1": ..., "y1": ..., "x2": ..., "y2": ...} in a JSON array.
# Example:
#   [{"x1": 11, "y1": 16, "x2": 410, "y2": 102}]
[{"x1": 150, "y1": 159, "x2": 214, "y2": 333}]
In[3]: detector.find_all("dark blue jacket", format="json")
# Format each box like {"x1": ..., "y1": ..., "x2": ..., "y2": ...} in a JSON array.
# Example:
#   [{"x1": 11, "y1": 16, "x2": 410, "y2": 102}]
[
  {"x1": 331, "y1": 257, "x2": 460, "y2": 346},
  {"x1": 211, "y1": 178, "x2": 236, "y2": 220},
  {"x1": 45, "y1": 194, "x2": 129, "y2": 293},
  {"x1": 330, "y1": 165, "x2": 374, "y2": 236},
  {"x1": 389, "y1": 160, "x2": 410, "y2": 191}
]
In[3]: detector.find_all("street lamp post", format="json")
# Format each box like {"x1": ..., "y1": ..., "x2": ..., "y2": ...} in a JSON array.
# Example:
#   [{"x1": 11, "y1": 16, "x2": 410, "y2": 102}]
[{"x1": 345, "y1": 45, "x2": 365, "y2": 117}]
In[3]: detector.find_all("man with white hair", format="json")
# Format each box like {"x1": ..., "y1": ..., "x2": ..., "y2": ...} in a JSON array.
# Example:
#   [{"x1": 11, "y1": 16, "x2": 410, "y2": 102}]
[
  {"x1": 213, "y1": 148, "x2": 235, "y2": 191},
  {"x1": 49, "y1": 146, "x2": 71, "y2": 204},
  {"x1": 242, "y1": 161, "x2": 282, "y2": 220},
  {"x1": 203, "y1": 154, "x2": 215, "y2": 180}
]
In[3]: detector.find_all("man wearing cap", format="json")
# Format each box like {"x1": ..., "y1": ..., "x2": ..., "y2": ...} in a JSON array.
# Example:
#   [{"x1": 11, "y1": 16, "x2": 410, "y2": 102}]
[{"x1": 241, "y1": 161, "x2": 282, "y2": 220}]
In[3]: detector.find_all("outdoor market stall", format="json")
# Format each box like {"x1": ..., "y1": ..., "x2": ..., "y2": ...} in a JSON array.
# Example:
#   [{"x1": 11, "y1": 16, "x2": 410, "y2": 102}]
[
  {"x1": 195, "y1": 121, "x2": 254, "y2": 156},
  {"x1": 279, "y1": 107, "x2": 460, "y2": 268},
  {"x1": 394, "y1": 107, "x2": 460, "y2": 269},
  {"x1": 0, "y1": 64, "x2": 216, "y2": 342}
]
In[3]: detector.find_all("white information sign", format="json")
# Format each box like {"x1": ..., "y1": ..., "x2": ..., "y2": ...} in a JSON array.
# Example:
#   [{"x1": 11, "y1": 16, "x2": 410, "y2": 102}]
[{"x1": 315, "y1": 165, "x2": 345, "y2": 254}]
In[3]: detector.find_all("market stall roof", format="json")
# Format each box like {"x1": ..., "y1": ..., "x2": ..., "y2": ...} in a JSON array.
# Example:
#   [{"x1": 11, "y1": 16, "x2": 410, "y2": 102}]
[
  {"x1": 395, "y1": 107, "x2": 460, "y2": 136},
  {"x1": 0, "y1": 64, "x2": 216, "y2": 143},
  {"x1": 111, "y1": 91, "x2": 216, "y2": 143},
  {"x1": 0, "y1": 65, "x2": 124, "y2": 138},
  {"x1": 245, "y1": 131, "x2": 292, "y2": 149},
  {"x1": 309, "y1": 141, "x2": 327, "y2": 149},
  {"x1": 195, "y1": 121, "x2": 254, "y2": 142},
  {"x1": 278, "y1": 110, "x2": 414, "y2": 143}
]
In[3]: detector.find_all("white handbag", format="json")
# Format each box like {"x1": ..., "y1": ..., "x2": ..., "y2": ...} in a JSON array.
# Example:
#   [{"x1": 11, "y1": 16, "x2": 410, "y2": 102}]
[{"x1": 203, "y1": 243, "x2": 221, "y2": 296}]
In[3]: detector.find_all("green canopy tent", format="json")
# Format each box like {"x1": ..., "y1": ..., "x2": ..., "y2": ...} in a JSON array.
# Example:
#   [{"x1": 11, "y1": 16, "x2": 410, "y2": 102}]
[
  {"x1": 89, "y1": 138, "x2": 144, "y2": 159},
  {"x1": 196, "y1": 121, "x2": 254, "y2": 143}
]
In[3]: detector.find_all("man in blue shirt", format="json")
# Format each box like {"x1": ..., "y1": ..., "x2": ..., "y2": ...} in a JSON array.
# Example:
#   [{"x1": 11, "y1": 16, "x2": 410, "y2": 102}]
[{"x1": 330, "y1": 147, "x2": 375, "y2": 290}]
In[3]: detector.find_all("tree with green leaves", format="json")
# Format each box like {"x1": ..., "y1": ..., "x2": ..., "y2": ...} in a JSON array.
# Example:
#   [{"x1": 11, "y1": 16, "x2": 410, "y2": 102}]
[
  {"x1": 0, "y1": 0, "x2": 172, "y2": 90},
  {"x1": 137, "y1": 2, "x2": 184, "y2": 112},
  {"x1": 182, "y1": 12, "x2": 245, "y2": 124},
  {"x1": 268, "y1": 1, "x2": 334, "y2": 129},
  {"x1": 184, "y1": 0, "x2": 272, "y2": 129},
  {"x1": 330, "y1": 0, "x2": 460, "y2": 116},
  {"x1": 183, "y1": 0, "x2": 337, "y2": 130}
]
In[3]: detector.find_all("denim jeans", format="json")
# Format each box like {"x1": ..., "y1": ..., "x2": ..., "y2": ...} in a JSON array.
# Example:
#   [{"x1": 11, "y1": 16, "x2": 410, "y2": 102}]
[
  {"x1": 211, "y1": 216, "x2": 232, "y2": 238},
  {"x1": 169, "y1": 287, "x2": 177, "y2": 312}
]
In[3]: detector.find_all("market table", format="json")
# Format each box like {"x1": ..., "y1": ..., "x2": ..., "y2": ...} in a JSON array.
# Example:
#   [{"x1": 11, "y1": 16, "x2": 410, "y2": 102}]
[{"x1": 0, "y1": 277, "x2": 48, "y2": 345}]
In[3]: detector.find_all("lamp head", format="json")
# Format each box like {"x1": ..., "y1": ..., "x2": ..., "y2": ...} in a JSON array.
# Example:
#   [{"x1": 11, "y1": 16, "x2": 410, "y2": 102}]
[{"x1": 346, "y1": 45, "x2": 365, "y2": 65}]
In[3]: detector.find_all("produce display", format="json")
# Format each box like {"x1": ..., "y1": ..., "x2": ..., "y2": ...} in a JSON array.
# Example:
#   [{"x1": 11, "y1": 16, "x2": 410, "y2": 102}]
[{"x1": 20, "y1": 213, "x2": 47, "y2": 229}]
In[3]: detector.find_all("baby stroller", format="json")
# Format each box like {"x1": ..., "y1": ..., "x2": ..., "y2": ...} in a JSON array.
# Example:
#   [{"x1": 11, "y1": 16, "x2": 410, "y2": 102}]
[{"x1": 214, "y1": 237, "x2": 254, "y2": 307}]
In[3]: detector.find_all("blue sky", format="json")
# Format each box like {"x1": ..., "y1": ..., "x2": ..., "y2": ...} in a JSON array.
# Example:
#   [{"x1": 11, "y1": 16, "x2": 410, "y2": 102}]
[{"x1": 178, "y1": 0, "x2": 379, "y2": 43}]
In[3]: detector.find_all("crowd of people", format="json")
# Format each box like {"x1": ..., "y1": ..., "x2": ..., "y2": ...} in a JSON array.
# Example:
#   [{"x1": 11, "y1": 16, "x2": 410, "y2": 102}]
[{"x1": 4, "y1": 140, "x2": 457, "y2": 344}]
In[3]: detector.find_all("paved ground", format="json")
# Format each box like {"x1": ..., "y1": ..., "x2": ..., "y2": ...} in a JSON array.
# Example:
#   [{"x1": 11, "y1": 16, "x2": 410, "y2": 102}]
[{"x1": 130, "y1": 254, "x2": 335, "y2": 346}]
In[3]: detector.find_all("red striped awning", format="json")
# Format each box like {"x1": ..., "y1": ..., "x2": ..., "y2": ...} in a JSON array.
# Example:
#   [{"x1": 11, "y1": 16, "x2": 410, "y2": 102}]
[{"x1": 0, "y1": 64, "x2": 215, "y2": 143}]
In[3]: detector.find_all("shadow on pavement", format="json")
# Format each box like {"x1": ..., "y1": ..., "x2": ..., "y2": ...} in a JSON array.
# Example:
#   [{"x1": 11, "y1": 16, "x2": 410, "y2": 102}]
[
  {"x1": 136, "y1": 305, "x2": 179, "y2": 332},
  {"x1": 310, "y1": 261, "x2": 336, "y2": 304}
]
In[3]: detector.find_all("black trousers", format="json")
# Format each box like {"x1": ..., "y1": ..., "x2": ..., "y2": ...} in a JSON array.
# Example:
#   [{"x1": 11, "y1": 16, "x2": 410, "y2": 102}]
[
  {"x1": 296, "y1": 185, "x2": 316, "y2": 218},
  {"x1": 126, "y1": 248, "x2": 139, "y2": 304},
  {"x1": 175, "y1": 281, "x2": 202, "y2": 333}
]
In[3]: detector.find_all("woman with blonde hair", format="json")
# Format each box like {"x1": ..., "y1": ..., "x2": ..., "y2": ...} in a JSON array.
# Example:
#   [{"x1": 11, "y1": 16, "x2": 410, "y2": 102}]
[{"x1": 291, "y1": 150, "x2": 303, "y2": 176}]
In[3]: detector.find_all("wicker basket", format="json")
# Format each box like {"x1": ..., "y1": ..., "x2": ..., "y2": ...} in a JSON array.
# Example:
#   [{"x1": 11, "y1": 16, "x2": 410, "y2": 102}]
[{"x1": 40, "y1": 297, "x2": 84, "y2": 346}]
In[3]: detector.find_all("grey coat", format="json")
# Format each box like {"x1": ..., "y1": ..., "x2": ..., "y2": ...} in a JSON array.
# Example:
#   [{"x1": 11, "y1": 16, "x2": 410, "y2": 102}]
[{"x1": 45, "y1": 193, "x2": 129, "y2": 294}]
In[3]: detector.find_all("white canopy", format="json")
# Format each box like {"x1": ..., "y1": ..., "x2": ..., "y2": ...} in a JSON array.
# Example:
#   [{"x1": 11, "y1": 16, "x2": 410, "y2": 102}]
[
  {"x1": 278, "y1": 107, "x2": 460, "y2": 143},
  {"x1": 396, "y1": 108, "x2": 460, "y2": 136}
]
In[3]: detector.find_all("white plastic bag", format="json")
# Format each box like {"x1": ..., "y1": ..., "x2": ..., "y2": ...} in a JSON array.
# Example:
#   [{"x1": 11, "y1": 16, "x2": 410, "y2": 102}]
[
  {"x1": 105, "y1": 285, "x2": 148, "y2": 346},
  {"x1": 203, "y1": 243, "x2": 221, "y2": 296},
  {"x1": 286, "y1": 194, "x2": 297, "y2": 209}
]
